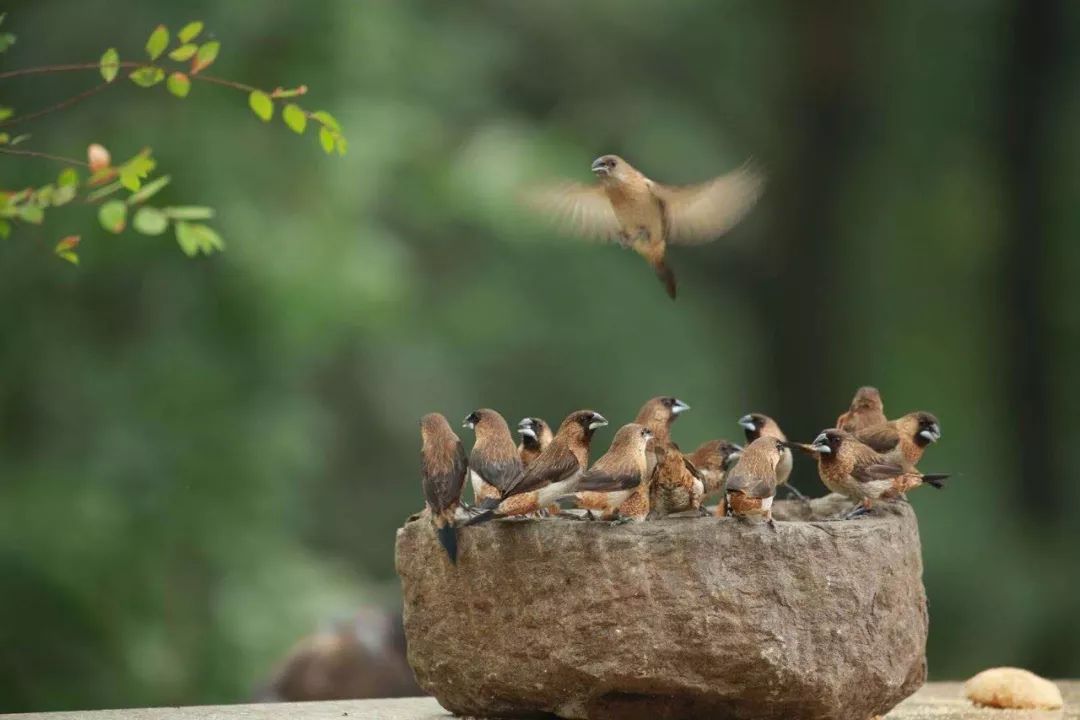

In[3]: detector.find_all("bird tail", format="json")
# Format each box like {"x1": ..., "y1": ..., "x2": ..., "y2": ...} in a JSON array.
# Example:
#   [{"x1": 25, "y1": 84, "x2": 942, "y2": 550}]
[
  {"x1": 436, "y1": 524, "x2": 459, "y2": 564},
  {"x1": 653, "y1": 259, "x2": 677, "y2": 299},
  {"x1": 463, "y1": 509, "x2": 497, "y2": 527},
  {"x1": 921, "y1": 473, "x2": 949, "y2": 489}
]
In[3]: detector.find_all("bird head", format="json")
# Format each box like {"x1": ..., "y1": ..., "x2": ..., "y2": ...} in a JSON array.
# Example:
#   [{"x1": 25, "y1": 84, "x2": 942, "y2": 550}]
[
  {"x1": 913, "y1": 412, "x2": 941, "y2": 445},
  {"x1": 809, "y1": 429, "x2": 845, "y2": 455},
  {"x1": 590, "y1": 154, "x2": 625, "y2": 181}
]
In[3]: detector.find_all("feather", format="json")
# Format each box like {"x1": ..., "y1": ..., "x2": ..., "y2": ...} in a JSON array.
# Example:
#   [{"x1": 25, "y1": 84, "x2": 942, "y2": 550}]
[
  {"x1": 655, "y1": 163, "x2": 765, "y2": 245},
  {"x1": 524, "y1": 182, "x2": 622, "y2": 243}
]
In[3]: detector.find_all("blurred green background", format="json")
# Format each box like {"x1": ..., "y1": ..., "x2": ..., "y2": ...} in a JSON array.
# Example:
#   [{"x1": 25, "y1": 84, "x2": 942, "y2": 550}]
[{"x1": 2, "y1": 0, "x2": 1079, "y2": 712}]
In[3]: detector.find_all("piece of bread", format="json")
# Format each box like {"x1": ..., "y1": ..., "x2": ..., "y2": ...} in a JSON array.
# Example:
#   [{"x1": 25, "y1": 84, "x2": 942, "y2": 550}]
[{"x1": 964, "y1": 667, "x2": 1063, "y2": 710}]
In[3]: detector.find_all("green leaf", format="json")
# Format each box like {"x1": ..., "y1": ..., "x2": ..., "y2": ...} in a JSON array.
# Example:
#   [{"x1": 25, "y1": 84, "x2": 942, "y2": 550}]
[
  {"x1": 86, "y1": 181, "x2": 122, "y2": 203},
  {"x1": 283, "y1": 104, "x2": 307, "y2": 134},
  {"x1": 133, "y1": 207, "x2": 169, "y2": 235},
  {"x1": 319, "y1": 127, "x2": 335, "y2": 154},
  {"x1": 0, "y1": 33, "x2": 16, "y2": 54},
  {"x1": 129, "y1": 66, "x2": 165, "y2": 88},
  {"x1": 99, "y1": 48, "x2": 119, "y2": 82},
  {"x1": 310, "y1": 111, "x2": 341, "y2": 131},
  {"x1": 335, "y1": 135, "x2": 348, "y2": 156},
  {"x1": 52, "y1": 185, "x2": 77, "y2": 207},
  {"x1": 35, "y1": 184, "x2": 55, "y2": 206},
  {"x1": 168, "y1": 43, "x2": 197, "y2": 61},
  {"x1": 127, "y1": 175, "x2": 171, "y2": 204},
  {"x1": 55, "y1": 235, "x2": 81, "y2": 265},
  {"x1": 98, "y1": 200, "x2": 127, "y2": 233},
  {"x1": 9, "y1": 133, "x2": 29, "y2": 146},
  {"x1": 145, "y1": 25, "x2": 169, "y2": 60},
  {"x1": 57, "y1": 251, "x2": 79, "y2": 265},
  {"x1": 0, "y1": 133, "x2": 8, "y2": 144},
  {"x1": 192, "y1": 41, "x2": 219, "y2": 74},
  {"x1": 58, "y1": 168, "x2": 80, "y2": 187},
  {"x1": 164, "y1": 206, "x2": 215, "y2": 221},
  {"x1": 0, "y1": 107, "x2": 12, "y2": 122},
  {"x1": 248, "y1": 91, "x2": 273, "y2": 122},
  {"x1": 166, "y1": 72, "x2": 190, "y2": 98},
  {"x1": 0, "y1": 220, "x2": 9, "y2": 239},
  {"x1": 18, "y1": 205, "x2": 44, "y2": 224},
  {"x1": 178, "y1": 21, "x2": 204, "y2": 43},
  {"x1": 175, "y1": 221, "x2": 224, "y2": 257},
  {"x1": 120, "y1": 170, "x2": 142, "y2": 192}
]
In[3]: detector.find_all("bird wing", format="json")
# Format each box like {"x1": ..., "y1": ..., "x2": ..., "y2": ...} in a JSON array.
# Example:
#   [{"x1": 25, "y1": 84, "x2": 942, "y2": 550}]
[
  {"x1": 653, "y1": 164, "x2": 765, "y2": 245},
  {"x1": 724, "y1": 467, "x2": 772, "y2": 499},
  {"x1": 502, "y1": 442, "x2": 580, "y2": 496},
  {"x1": 524, "y1": 182, "x2": 622, "y2": 243},
  {"x1": 422, "y1": 440, "x2": 467, "y2": 512},
  {"x1": 576, "y1": 468, "x2": 642, "y2": 493},
  {"x1": 855, "y1": 423, "x2": 901, "y2": 454},
  {"x1": 469, "y1": 454, "x2": 523, "y2": 494},
  {"x1": 852, "y1": 461, "x2": 904, "y2": 484}
]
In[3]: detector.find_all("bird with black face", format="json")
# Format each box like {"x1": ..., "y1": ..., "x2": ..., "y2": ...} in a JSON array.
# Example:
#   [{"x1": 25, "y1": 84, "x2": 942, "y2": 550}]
[
  {"x1": 807, "y1": 429, "x2": 948, "y2": 519},
  {"x1": 723, "y1": 435, "x2": 788, "y2": 529},
  {"x1": 464, "y1": 410, "x2": 608, "y2": 525},
  {"x1": 526, "y1": 154, "x2": 764, "y2": 298},
  {"x1": 738, "y1": 413, "x2": 808, "y2": 501},
  {"x1": 419, "y1": 413, "x2": 468, "y2": 563},
  {"x1": 854, "y1": 411, "x2": 941, "y2": 469},
  {"x1": 516, "y1": 417, "x2": 553, "y2": 468},
  {"x1": 462, "y1": 409, "x2": 523, "y2": 506},
  {"x1": 684, "y1": 439, "x2": 743, "y2": 502},
  {"x1": 835, "y1": 386, "x2": 888, "y2": 433},
  {"x1": 568, "y1": 423, "x2": 654, "y2": 523}
]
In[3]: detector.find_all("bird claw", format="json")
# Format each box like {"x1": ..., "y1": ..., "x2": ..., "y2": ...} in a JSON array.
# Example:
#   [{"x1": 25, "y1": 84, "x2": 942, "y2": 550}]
[
  {"x1": 609, "y1": 517, "x2": 632, "y2": 526},
  {"x1": 767, "y1": 518, "x2": 777, "y2": 531},
  {"x1": 842, "y1": 504, "x2": 870, "y2": 520}
]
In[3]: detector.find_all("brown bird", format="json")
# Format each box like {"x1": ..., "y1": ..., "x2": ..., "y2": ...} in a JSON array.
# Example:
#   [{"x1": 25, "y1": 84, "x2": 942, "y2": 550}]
[
  {"x1": 528, "y1": 155, "x2": 764, "y2": 298},
  {"x1": 633, "y1": 396, "x2": 701, "y2": 516},
  {"x1": 738, "y1": 413, "x2": 807, "y2": 501},
  {"x1": 516, "y1": 417, "x2": 553, "y2": 467},
  {"x1": 465, "y1": 410, "x2": 608, "y2": 524},
  {"x1": 569, "y1": 423, "x2": 654, "y2": 523},
  {"x1": 854, "y1": 411, "x2": 941, "y2": 468},
  {"x1": 836, "y1": 386, "x2": 888, "y2": 433},
  {"x1": 723, "y1": 435, "x2": 788, "y2": 528},
  {"x1": 419, "y1": 413, "x2": 468, "y2": 563},
  {"x1": 462, "y1": 408, "x2": 523, "y2": 506},
  {"x1": 685, "y1": 439, "x2": 743, "y2": 499},
  {"x1": 807, "y1": 429, "x2": 948, "y2": 519}
]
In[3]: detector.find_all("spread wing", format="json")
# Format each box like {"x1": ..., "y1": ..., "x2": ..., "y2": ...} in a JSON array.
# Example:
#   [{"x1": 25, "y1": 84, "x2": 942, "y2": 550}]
[
  {"x1": 422, "y1": 441, "x2": 467, "y2": 512},
  {"x1": 523, "y1": 182, "x2": 621, "y2": 243},
  {"x1": 469, "y1": 454, "x2": 523, "y2": 494},
  {"x1": 855, "y1": 424, "x2": 901, "y2": 454},
  {"x1": 502, "y1": 442, "x2": 580, "y2": 496},
  {"x1": 852, "y1": 461, "x2": 904, "y2": 484},
  {"x1": 653, "y1": 164, "x2": 765, "y2": 245}
]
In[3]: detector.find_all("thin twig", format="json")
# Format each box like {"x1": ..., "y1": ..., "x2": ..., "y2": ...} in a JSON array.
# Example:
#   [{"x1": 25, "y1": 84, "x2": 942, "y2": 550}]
[
  {"x1": 0, "y1": 146, "x2": 89, "y2": 167},
  {"x1": 0, "y1": 82, "x2": 113, "y2": 128},
  {"x1": 0, "y1": 61, "x2": 140, "y2": 80}
]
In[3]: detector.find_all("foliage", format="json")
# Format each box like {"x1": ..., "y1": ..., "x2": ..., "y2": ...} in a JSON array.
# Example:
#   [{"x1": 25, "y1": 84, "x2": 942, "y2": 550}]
[{"x1": 0, "y1": 16, "x2": 345, "y2": 264}]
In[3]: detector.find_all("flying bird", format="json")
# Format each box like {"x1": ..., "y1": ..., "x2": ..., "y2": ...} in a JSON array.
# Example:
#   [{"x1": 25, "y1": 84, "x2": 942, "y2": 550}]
[
  {"x1": 465, "y1": 410, "x2": 608, "y2": 524},
  {"x1": 854, "y1": 411, "x2": 941, "y2": 468},
  {"x1": 419, "y1": 413, "x2": 468, "y2": 563},
  {"x1": 569, "y1": 423, "x2": 654, "y2": 523},
  {"x1": 463, "y1": 409, "x2": 523, "y2": 506},
  {"x1": 836, "y1": 386, "x2": 888, "y2": 433},
  {"x1": 723, "y1": 435, "x2": 788, "y2": 528},
  {"x1": 807, "y1": 429, "x2": 948, "y2": 519},
  {"x1": 738, "y1": 413, "x2": 808, "y2": 501},
  {"x1": 527, "y1": 155, "x2": 764, "y2": 298},
  {"x1": 516, "y1": 417, "x2": 553, "y2": 468}
]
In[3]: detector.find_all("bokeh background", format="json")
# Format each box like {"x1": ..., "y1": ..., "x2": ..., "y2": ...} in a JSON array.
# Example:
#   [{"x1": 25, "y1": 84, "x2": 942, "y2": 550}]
[{"x1": 2, "y1": 0, "x2": 1079, "y2": 712}]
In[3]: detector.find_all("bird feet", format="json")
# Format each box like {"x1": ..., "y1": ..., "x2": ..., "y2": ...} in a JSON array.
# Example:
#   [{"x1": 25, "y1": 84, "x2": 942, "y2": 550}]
[{"x1": 841, "y1": 504, "x2": 870, "y2": 520}]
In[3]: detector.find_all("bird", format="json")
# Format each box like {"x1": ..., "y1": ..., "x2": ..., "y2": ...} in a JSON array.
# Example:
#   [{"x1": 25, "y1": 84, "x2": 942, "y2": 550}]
[
  {"x1": 836, "y1": 386, "x2": 888, "y2": 433},
  {"x1": 527, "y1": 155, "x2": 764, "y2": 298},
  {"x1": 806, "y1": 429, "x2": 948, "y2": 519},
  {"x1": 419, "y1": 413, "x2": 468, "y2": 562},
  {"x1": 465, "y1": 410, "x2": 608, "y2": 524},
  {"x1": 516, "y1": 417, "x2": 553, "y2": 468},
  {"x1": 723, "y1": 435, "x2": 788, "y2": 528},
  {"x1": 684, "y1": 439, "x2": 743, "y2": 500},
  {"x1": 632, "y1": 396, "x2": 702, "y2": 516},
  {"x1": 738, "y1": 413, "x2": 808, "y2": 501},
  {"x1": 854, "y1": 411, "x2": 941, "y2": 468},
  {"x1": 634, "y1": 395, "x2": 690, "y2": 476},
  {"x1": 568, "y1": 423, "x2": 654, "y2": 523},
  {"x1": 462, "y1": 408, "x2": 523, "y2": 506}
]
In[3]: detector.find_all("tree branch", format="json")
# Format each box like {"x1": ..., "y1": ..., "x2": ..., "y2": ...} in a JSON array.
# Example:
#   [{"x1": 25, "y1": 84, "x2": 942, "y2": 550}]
[
  {"x1": 0, "y1": 82, "x2": 113, "y2": 127},
  {"x1": 0, "y1": 62, "x2": 139, "y2": 80},
  {"x1": 0, "y1": 146, "x2": 89, "y2": 167}
]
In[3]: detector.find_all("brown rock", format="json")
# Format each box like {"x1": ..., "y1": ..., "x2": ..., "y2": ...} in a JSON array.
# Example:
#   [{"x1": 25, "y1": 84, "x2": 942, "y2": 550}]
[{"x1": 396, "y1": 496, "x2": 928, "y2": 720}]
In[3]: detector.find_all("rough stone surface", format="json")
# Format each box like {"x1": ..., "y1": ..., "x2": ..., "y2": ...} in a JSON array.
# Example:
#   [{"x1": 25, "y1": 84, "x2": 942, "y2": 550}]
[{"x1": 396, "y1": 496, "x2": 929, "y2": 720}]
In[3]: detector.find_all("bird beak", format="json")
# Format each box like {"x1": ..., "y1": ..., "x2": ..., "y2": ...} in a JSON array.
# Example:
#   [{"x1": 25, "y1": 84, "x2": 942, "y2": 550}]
[
  {"x1": 809, "y1": 433, "x2": 831, "y2": 454},
  {"x1": 590, "y1": 157, "x2": 609, "y2": 176},
  {"x1": 671, "y1": 399, "x2": 691, "y2": 415},
  {"x1": 919, "y1": 424, "x2": 941, "y2": 443},
  {"x1": 588, "y1": 413, "x2": 609, "y2": 430},
  {"x1": 724, "y1": 449, "x2": 742, "y2": 470},
  {"x1": 518, "y1": 427, "x2": 536, "y2": 440},
  {"x1": 738, "y1": 414, "x2": 756, "y2": 432},
  {"x1": 463, "y1": 415, "x2": 477, "y2": 430}
]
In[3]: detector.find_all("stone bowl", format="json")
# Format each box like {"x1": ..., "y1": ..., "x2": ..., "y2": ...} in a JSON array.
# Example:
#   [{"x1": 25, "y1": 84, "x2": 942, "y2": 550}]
[{"x1": 395, "y1": 495, "x2": 928, "y2": 720}]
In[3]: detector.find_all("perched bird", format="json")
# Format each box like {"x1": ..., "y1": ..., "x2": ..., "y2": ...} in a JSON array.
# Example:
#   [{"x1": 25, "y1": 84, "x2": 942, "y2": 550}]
[
  {"x1": 633, "y1": 396, "x2": 701, "y2": 516},
  {"x1": 854, "y1": 411, "x2": 941, "y2": 468},
  {"x1": 465, "y1": 410, "x2": 608, "y2": 524},
  {"x1": 528, "y1": 155, "x2": 764, "y2": 298},
  {"x1": 516, "y1": 417, "x2": 553, "y2": 468},
  {"x1": 463, "y1": 409, "x2": 523, "y2": 505},
  {"x1": 723, "y1": 435, "x2": 788, "y2": 528},
  {"x1": 836, "y1": 386, "x2": 888, "y2": 433},
  {"x1": 635, "y1": 396, "x2": 690, "y2": 445},
  {"x1": 419, "y1": 413, "x2": 468, "y2": 563},
  {"x1": 685, "y1": 439, "x2": 743, "y2": 499},
  {"x1": 738, "y1": 413, "x2": 807, "y2": 501},
  {"x1": 807, "y1": 429, "x2": 948, "y2": 519},
  {"x1": 569, "y1": 423, "x2": 654, "y2": 522}
]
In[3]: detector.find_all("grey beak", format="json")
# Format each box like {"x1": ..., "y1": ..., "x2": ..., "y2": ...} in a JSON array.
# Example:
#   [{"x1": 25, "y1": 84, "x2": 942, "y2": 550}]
[
  {"x1": 810, "y1": 433, "x2": 831, "y2": 453},
  {"x1": 724, "y1": 451, "x2": 742, "y2": 470},
  {"x1": 672, "y1": 399, "x2": 691, "y2": 415},
  {"x1": 518, "y1": 428, "x2": 536, "y2": 440},
  {"x1": 588, "y1": 413, "x2": 609, "y2": 430},
  {"x1": 738, "y1": 414, "x2": 756, "y2": 431},
  {"x1": 590, "y1": 157, "x2": 609, "y2": 175},
  {"x1": 919, "y1": 424, "x2": 941, "y2": 443}
]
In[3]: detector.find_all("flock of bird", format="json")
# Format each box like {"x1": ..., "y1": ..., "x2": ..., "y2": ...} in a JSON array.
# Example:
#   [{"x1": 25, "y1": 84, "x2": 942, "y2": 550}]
[{"x1": 418, "y1": 386, "x2": 947, "y2": 563}]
